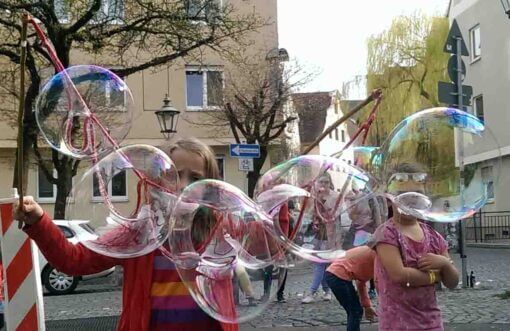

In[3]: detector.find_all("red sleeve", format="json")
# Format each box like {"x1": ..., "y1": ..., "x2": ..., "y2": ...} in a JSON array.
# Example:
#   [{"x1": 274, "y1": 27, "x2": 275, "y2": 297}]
[
  {"x1": 278, "y1": 203, "x2": 290, "y2": 236},
  {"x1": 24, "y1": 212, "x2": 120, "y2": 276}
]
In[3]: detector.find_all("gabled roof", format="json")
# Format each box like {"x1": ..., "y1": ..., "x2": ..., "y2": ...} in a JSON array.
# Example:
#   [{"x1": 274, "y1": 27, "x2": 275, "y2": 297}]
[{"x1": 291, "y1": 92, "x2": 332, "y2": 144}]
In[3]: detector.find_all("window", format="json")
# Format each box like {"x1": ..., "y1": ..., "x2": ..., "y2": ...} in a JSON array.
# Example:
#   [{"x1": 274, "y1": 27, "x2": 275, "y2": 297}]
[
  {"x1": 216, "y1": 155, "x2": 225, "y2": 180},
  {"x1": 185, "y1": 0, "x2": 222, "y2": 20},
  {"x1": 341, "y1": 130, "x2": 345, "y2": 143},
  {"x1": 482, "y1": 166, "x2": 494, "y2": 202},
  {"x1": 474, "y1": 95, "x2": 484, "y2": 123},
  {"x1": 37, "y1": 165, "x2": 56, "y2": 202},
  {"x1": 58, "y1": 226, "x2": 75, "y2": 239},
  {"x1": 92, "y1": 170, "x2": 127, "y2": 201},
  {"x1": 55, "y1": 0, "x2": 125, "y2": 25},
  {"x1": 186, "y1": 68, "x2": 223, "y2": 109},
  {"x1": 37, "y1": 164, "x2": 74, "y2": 203},
  {"x1": 85, "y1": 67, "x2": 127, "y2": 111},
  {"x1": 335, "y1": 128, "x2": 339, "y2": 141},
  {"x1": 470, "y1": 25, "x2": 481, "y2": 62},
  {"x1": 96, "y1": 0, "x2": 125, "y2": 24},
  {"x1": 328, "y1": 131, "x2": 332, "y2": 139}
]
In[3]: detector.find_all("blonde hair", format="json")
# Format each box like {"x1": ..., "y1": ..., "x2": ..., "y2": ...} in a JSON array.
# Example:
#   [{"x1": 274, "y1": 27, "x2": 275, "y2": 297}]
[
  {"x1": 167, "y1": 138, "x2": 220, "y2": 180},
  {"x1": 167, "y1": 138, "x2": 220, "y2": 247}
]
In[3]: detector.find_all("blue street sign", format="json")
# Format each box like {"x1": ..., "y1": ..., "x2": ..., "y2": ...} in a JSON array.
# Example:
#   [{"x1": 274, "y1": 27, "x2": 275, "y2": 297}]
[{"x1": 229, "y1": 144, "x2": 260, "y2": 158}]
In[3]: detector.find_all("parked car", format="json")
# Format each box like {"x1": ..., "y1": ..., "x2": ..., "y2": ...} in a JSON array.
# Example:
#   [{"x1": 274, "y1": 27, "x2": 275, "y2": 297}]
[{"x1": 38, "y1": 220, "x2": 115, "y2": 295}]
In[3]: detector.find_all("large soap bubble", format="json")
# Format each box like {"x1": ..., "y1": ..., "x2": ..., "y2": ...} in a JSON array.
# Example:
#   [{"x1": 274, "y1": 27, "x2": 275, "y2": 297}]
[
  {"x1": 66, "y1": 144, "x2": 179, "y2": 258},
  {"x1": 254, "y1": 155, "x2": 380, "y2": 262},
  {"x1": 176, "y1": 261, "x2": 284, "y2": 324},
  {"x1": 35, "y1": 65, "x2": 134, "y2": 160},
  {"x1": 168, "y1": 179, "x2": 285, "y2": 270},
  {"x1": 169, "y1": 179, "x2": 285, "y2": 323},
  {"x1": 333, "y1": 146, "x2": 380, "y2": 173},
  {"x1": 377, "y1": 107, "x2": 501, "y2": 223}
]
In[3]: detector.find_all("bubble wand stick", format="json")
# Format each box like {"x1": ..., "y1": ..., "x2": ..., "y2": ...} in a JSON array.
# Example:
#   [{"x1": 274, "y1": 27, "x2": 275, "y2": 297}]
[
  {"x1": 287, "y1": 90, "x2": 383, "y2": 242},
  {"x1": 16, "y1": 13, "x2": 29, "y2": 227}
]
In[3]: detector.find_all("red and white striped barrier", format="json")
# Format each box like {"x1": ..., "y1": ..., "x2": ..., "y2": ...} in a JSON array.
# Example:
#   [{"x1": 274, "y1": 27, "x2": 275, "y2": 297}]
[{"x1": 0, "y1": 191, "x2": 45, "y2": 331}]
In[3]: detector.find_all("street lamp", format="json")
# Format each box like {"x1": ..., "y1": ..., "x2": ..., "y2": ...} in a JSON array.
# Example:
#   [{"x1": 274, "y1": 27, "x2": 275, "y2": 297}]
[
  {"x1": 155, "y1": 94, "x2": 180, "y2": 139},
  {"x1": 502, "y1": 0, "x2": 510, "y2": 18}
]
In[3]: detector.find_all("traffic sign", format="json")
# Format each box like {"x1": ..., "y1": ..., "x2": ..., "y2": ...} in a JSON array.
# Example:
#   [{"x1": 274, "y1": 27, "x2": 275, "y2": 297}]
[
  {"x1": 447, "y1": 55, "x2": 466, "y2": 82},
  {"x1": 438, "y1": 81, "x2": 473, "y2": 106},
  {"x1": 229, "y1": 144, "x2": 260, "y2": 158},
  {"x1": 238, "y1": 158, "x2": 254, "y2": 172},
  {"x1": 443, "y1": 19, "x2": 469, "y2": 56}
]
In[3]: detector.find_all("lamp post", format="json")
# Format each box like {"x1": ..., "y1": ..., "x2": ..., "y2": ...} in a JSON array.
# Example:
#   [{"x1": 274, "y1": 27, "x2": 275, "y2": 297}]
[
  {"x1": 502, "y1": 0, "x2": 510, "y2": 18},
  {"x1": 155, "y1": 94, "x2": 180, "y2": 139}
]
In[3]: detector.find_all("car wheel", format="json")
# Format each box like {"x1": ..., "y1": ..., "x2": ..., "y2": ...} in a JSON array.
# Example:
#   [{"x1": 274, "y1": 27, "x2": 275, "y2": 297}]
[{"x1": 42, "y1": 266, "x2": 79, "y2": 295}]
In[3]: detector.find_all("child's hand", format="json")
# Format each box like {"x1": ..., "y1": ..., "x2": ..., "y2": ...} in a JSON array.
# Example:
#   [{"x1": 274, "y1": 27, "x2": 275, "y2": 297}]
[
  {"x1": 364, "y1": 306, "x2": 377, "y2": 321},
  {"x1": 417, "y1": 253, "x2": 449, "y2": 271},
  {"x1": 14, "y1": 196, "x2": 44, "y2": 226}
]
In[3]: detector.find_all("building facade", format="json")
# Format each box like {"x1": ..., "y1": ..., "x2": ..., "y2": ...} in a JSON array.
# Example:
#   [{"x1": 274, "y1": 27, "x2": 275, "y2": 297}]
[
  {"x1": 0, "y1": 0, "x2": 281, "y2": 221},
  {"x1": 448, "y1": 0, "x2": 510, "y2": 213}
]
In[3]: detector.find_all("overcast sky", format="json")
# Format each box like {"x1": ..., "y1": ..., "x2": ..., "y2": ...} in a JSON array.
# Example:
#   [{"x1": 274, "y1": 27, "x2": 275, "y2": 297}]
[{"x1": 278, "y1": 0, "x2": 450, "y2": 97}]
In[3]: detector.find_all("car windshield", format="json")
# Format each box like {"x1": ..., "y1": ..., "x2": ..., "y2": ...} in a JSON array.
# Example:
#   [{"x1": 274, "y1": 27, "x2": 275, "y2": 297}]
[{"x1": 79, "y1": 223, "x2": 97, "y2": 235}]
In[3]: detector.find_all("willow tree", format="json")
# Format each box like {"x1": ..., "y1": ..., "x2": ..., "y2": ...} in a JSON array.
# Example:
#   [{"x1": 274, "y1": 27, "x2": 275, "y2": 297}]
[
  {"x1": 362, "y1": 13, "x2": 450, "y2": 146},
  {"x1": 364, "y1": 14, "x2": 459, "y2": 196}
]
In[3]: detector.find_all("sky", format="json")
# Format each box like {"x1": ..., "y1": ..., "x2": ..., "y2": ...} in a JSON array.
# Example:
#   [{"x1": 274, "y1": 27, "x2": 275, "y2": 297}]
[{"x1": 278, "y1": 0, "x2": 450, "y2": 97}]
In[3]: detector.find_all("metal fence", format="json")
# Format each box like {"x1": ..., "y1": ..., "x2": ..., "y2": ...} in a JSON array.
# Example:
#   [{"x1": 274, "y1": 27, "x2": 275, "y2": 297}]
[{"x1": 465, "y1": 211, "x2": 510, "y2": 243}]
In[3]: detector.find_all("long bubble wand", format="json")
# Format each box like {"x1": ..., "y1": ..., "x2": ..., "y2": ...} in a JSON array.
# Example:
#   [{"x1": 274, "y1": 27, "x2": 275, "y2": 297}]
[{"x1": 26, "y1": 16, "x2": 174, "y2": 246}]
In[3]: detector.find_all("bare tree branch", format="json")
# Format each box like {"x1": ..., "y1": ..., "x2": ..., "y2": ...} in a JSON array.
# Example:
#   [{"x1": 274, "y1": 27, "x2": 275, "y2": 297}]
[{"x1": 66, "y1": 0, "x2": 102, "y2": 35}]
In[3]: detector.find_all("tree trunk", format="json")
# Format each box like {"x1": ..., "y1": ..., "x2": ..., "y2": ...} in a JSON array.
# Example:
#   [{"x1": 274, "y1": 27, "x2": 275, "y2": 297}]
[
  {"x1": 12, "y1": 78, "x2": 40, "y2": 195},
  {"x1": 247, "y1": 145, "x2": 267, "y2": 198},
  {"x1": 53, "y1": 162, "x2": 73, "y2": 220}
]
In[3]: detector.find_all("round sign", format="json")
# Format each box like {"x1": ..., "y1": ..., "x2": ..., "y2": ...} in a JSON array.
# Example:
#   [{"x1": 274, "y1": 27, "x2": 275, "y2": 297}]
[{"x1": 448, "y1": 55, "x2": 466, "y2": 82}]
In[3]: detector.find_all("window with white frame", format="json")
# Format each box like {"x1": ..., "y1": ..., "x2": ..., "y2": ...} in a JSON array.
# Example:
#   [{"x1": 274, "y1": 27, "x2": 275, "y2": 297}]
[
  {"x1": 55, "y1": 0, "x2": 124, "y2": 25},
  {"x1": 92, "y1": 170, "x2": 127, "y2": 201},
  {"x1": 37, "y1": 164, "x2": 74, "y2": 203},
  {"x1": 482, "y1": 165, "x2": 494, "y2": 202},
  {"x1": 84, "y1": 67, "x2": 127, "y2": 111},
  {"x1": 474, "y1": 94, "x2": 484, "y2": 123},
  {"x1": 334, "y1": 128, "x2": 339, "y2": 141},
  {"x1": 216, "y1": 155, "x2": 225, "y2": 180},
  {"x1": 470, "y1": 25, "x2": 481, "y2": 62},
  {"x1": 341, "y1": 130, "x2": 345, "y2": 143},
  {"x1": 185, "y1": 0, "x2": 222, "y2": 20},
  {"x1": 94, "y1": 0, "x2": 125, "y2": 24},
  {"x1": 186, "y1": 68, "x2": 223, "y2": 109},
  {"x1": 37, "y1": 165, "x2": 56, "y2": 202}
]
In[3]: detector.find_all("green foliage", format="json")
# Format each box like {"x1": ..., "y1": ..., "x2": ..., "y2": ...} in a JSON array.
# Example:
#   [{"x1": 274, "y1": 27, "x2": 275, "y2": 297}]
[{"x1": 363, "y1": 13, "x2": 450, "y2": 146}]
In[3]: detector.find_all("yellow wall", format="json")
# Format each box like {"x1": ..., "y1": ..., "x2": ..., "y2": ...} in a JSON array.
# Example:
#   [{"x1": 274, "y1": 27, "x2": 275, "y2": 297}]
[{"x1": 0, "y1": 0, "x2": 281, "y2": 219}]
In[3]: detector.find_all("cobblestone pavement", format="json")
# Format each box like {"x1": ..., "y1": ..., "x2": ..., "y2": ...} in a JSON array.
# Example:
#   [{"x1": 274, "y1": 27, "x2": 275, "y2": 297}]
[{"x1": 43, "y1": 247, "x2": 510, "y2": 328}]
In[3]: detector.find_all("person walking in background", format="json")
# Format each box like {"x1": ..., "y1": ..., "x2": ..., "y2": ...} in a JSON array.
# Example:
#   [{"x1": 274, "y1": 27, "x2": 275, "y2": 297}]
[
  {"x1": 325, "y1": 246, "x2": 377, "y2": 331},
  {"x1": 302, "y1": 174, "x2": 336, "y2": 304}
]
